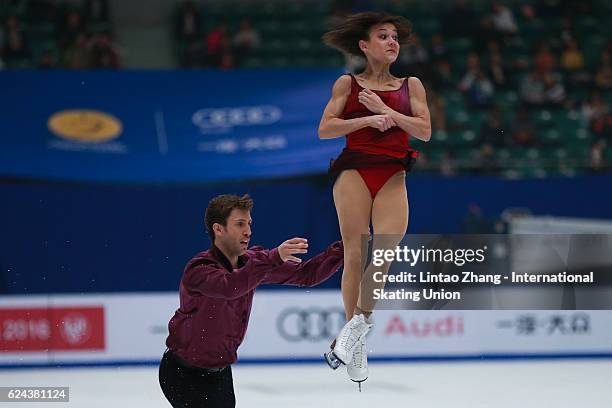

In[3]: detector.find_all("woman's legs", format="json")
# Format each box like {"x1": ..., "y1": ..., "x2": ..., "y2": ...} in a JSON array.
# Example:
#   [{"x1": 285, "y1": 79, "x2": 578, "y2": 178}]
[
  {"x1": 358, "y1": 170, "x2": 409, "y2": 313},
  {"x1": 333, "y1": 169, "x2": 373, "y2": 321}
]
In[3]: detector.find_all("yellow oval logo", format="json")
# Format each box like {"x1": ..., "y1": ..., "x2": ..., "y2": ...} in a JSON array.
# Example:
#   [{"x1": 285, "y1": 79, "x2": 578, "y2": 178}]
[{"x1": 48, "y1": 110, "x2": 123, "y2": 143}]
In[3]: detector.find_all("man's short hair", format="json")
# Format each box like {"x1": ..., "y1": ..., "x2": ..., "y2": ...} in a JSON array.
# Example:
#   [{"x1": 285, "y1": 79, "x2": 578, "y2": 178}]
[{"x1": 205, "y1": 194, "x2": 254, "y2": 242}]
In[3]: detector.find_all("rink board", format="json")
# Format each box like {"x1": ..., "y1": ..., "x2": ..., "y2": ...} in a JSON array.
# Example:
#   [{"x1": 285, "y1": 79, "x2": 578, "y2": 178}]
[{"x1": 1, "y1": 291, "x2": 611, "y2": 367}]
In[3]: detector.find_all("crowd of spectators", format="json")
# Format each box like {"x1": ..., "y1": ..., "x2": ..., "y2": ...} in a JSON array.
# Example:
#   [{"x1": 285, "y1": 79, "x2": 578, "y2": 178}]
[
  {"x1": 174, "y1": 0, "x2": 260, "y2": 69},
  {"x1": 385, "y1": 0, "x2": 612, "y2": 174},
  {"x1": 0, "y1": 0, "x2": 120, "y2": 69},
  {"x1": 2, "y1": 0, "x2": 611, "y2": 174}
]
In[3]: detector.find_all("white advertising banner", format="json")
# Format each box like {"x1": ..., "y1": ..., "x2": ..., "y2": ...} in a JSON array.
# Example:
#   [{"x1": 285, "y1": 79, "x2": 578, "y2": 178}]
[{"x1": 1, "y1": 291, "x2": 611, "y2": 367}]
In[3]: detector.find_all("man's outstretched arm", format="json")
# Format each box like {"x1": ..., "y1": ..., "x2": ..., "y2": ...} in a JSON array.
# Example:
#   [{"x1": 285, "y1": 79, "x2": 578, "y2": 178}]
[{"x1": 263, "y1": 239, "x2": 344, "y2": 287}]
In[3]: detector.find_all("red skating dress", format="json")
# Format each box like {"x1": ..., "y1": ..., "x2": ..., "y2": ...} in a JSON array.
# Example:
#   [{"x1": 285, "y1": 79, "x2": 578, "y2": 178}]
[{"x1": 329, "y1": 74, "x2": 418, "y2": 198}]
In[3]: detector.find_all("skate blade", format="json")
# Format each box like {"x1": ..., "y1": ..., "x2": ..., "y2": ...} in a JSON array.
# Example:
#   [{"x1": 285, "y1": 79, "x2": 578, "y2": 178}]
[
  {"x1": 324, "y1": 351, "x2": 342, "y2": 370},
  {"x1": 351, "y1": 378, "x2": 367, "y2": 392}
]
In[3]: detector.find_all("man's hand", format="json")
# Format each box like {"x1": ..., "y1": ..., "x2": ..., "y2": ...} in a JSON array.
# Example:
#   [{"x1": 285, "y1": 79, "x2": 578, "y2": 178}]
[{"x1": 278, "y1": 238, "x2": 308, "y2": 263}]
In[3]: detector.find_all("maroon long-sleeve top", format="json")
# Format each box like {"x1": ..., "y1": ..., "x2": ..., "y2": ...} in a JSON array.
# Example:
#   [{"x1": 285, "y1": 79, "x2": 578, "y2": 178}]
[{"x1": 166, "y1": 241, "x2": 344, "y2": 368}]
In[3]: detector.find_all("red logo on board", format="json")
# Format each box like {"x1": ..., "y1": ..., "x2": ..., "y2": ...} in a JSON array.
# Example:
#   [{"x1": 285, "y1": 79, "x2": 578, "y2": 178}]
[{"x1": 0, "y1": 307, "x2": 105, "y2": 352}]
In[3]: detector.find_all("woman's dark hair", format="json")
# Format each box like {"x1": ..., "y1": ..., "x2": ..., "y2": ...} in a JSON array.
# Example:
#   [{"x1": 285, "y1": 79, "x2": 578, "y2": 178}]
[{"x1": 322, "y1": 12, "x2": 415, "y2": 57}]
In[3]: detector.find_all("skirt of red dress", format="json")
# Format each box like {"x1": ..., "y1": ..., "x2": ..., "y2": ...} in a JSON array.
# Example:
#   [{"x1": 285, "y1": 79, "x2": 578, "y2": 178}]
[{"x1": 328, "y1": 148, "x2": 419, "y2": 181}]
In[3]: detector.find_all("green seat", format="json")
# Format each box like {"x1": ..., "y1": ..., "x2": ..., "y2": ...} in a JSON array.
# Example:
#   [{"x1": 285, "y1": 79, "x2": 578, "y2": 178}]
[
  {"x1": 534, "y1": 109, "x2": 555, "y2": 128},
  {"x1": 510, "y1": 148, "x2": 541, "y2": 162},
  {"x1": 495, "y1": 148, "x2": 512, "y2": 165},
  {"x1": 446, "y1": 37, "x2": 472, "y2": 54},
  {"x1": 603, "y1": 148, "x2": 612, "y2": 163},
  {"x1": 564, "y1": 128, "x2": 592, "y2": 149},
  {"x1": 539, "y1": 128, "x2": 562, "y2": 145},
  {"x1": 427, "y1": 148, "x2": 451, "y2": 165},
  {"x1": 243, "y1": 57, "x2": 265, "y2": 68},
  {"x1": 431, "y1": 130, "x2": 449, "y2": 144},
  {"x1": 455, "y1": 147, "x2": 481, "y2": 163},
  {"x1": 493, "y1": 91, "x2": 518, "y2": 111},
  {"x1": 446, "y1": 130, "x2": 478, "y2": 146}
]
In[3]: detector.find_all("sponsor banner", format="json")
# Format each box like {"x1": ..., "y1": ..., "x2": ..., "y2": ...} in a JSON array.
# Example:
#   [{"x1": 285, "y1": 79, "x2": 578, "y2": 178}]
[
  {"x1": 0, "y1": 70, "x2": 344, "y2": 183},
  {"x1": 0, "y1": 292, "x2": 611, "y2": 367},
  {"x1": 244, "y1": 291, "x2": 612, "y2": 357},
  {"x1": 0, "y1": 307, "x2": 104, "y2": 352}
]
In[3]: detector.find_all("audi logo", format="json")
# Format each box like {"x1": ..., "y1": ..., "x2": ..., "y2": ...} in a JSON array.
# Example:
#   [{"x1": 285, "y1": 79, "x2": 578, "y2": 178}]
[
  {"x1": 192, "y1": 105, "x2": 282, "y2": 129},
  {"x1": 276, "y1": 307, "x2": 346, "y2": 342}
]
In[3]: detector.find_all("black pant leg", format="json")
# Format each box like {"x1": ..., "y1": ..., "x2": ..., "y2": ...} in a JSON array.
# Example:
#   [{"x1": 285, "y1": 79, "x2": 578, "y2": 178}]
[{"x1": 158, "y1": 351, "x2": 235, "y2": 408}]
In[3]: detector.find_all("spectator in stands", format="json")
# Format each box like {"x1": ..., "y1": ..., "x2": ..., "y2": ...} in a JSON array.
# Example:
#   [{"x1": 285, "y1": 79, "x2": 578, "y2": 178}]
[
  {"x1": 582, "y1": 91, "x2": 609, "y2": 123},
  {"x1": 63, "y1": 33, "x2": 91, "y2": 69},
  {"x1": 90, "y1": 31, "x2": 120, "y2": 68},
  {"x1": 487, "y1": 47, "x2": 509, "y2": 90},
  {"x1": 428, "y1": 90, "x2": 447, "y2": 132},
  {"x1": 590, "y1": 139, "x2": 605, "y2": 171},
  {"x1": 461, "y1": 203, "x2": 492, "y2": 233},
  {"x1": 560, "y1": 39, "x2": 584, "y2": 71},
  {"x1": 0, "y1": 18, "x2": 4, "y2": 51},
  {"x1": 490, "y1": 2, "x2": 518, "y2": 36},
  {"x1": 58, "y1": 9, "x2": 86, "y2": 50},
  {"x1": 429, "y1": 34, "x2": 447, "y2": 64},
  {"x1": 175, "y1": 0, "x2": 200, "y2": 43},
  {"x1": 219, "y1": 49, "x2": 234, "y2": 70},
  {"x1": 182, "y1": 40, "x2": 202, "y2": 68},
  {"x1": 509, "y1": 106, "x2": 537, "y2": 146},
  {"x1": 432, "y1": 58, "x2": 454, "y2": 91},
  {"x1": 476, "y1": 143, "x2": 499, "y2": 174},
  {"x1": 535, "y1": 0, "x2": 563, "y2": 18},
  {"x1": 520, "y1": 69, "x2": 546, "y2": 107},
  {"x1": 552, "y1": 16, "x2": 577, "y2": 51},
  {"x1": 479, "y1": 108, "x2": 507, "y2": 147},
  {"x1": 561, "y1": 38, "x2": 590, "y2": 85},
  {"x1": 204, "y1": 24, "x2": 228, "y2": 67},
  {"x1": 582, "y1": 91, "x2": 611, "y2": 144},
  {"x1": 392, "y1": 34, "x2": 428, "y2": 79},
  {"x1": 542, "y1": 72, "x2": 566, "y2": 108},
  {"x1": 440, "y1": 151, "x2": 458, "y2": 176},
  {"x1": 595, "y1": 51, "x2": 612, "y2": 89},
  {"x1": 28, "y1": 0, "x2": 57, "y2": 24},
  {"x1": 443, "y1": 0, "x2": 476, "y2": 38},
  {"x1": 533, "y1": 42, "x2": 557, "y2": 74},
  {"x1": 85, "y1": 0, "x2": 109, "y2": 24},
  {"x1": 233, "y1": 19, "x2": 260, "y2": 66},
  {"x1": 37, "y1": 49, "x2": 56, "y2": 68},
  {"x1": 458, "y1": 53, "x2": 494, "y2": 109},
  {"x1": 474, "y1": 16, "x2": 500, "y2": 52},
  {"x1": 3, "y1": 16, "x2": 31, "y2": 66}
]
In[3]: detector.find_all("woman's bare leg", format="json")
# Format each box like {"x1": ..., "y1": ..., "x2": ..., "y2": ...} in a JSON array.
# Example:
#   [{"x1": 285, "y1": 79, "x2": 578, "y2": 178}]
[
  {"x1": 357, "y1": 171, "x2": 409, "y2": 314},
  {"x1": 333, "y1": 170, "x2": 373, "y2": 321}
]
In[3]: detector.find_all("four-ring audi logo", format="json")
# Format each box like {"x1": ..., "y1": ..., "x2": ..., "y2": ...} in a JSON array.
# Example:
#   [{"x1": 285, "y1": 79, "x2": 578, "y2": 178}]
[
  {"x1": 276, "y1": 307, "x2": 346, "y2": 342},
  {"x1": 192, "y1": 105, "x2": 282, "y2": 130}
]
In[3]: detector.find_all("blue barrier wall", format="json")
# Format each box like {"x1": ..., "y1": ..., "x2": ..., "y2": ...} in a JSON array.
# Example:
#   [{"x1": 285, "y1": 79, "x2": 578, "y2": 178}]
[
  {"x1": 0, "y1": 70, "x2": 345, "y2": 183},
  {"x1": 2, "y1": 174, "x2": 611, "y2": 294}
]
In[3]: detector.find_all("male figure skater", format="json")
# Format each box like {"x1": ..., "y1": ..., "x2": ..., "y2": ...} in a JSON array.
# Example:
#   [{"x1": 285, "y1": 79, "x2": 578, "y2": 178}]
[{"x1": 159, "y1": 194, "x2": 344, "y2": 407}]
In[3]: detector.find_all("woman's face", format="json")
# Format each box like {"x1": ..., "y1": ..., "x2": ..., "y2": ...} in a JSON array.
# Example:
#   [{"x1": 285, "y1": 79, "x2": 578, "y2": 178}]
[{"x1": 360, "y1": 23, "x2": 399, "y2": 64}]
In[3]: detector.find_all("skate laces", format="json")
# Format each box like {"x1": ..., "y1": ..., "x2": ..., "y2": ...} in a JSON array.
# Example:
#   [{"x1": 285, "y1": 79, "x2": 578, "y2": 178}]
[
  {"x1": 338, "y1": 315, "x2": 366, "y2": 350},
  {"x1": 351, "y1": 339, "x2": 365, "y2": 369}
]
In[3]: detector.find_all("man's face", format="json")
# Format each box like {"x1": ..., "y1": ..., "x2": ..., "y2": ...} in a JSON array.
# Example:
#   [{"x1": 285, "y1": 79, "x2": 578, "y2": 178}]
[{"x1": 214, "y1": 209, "x2": 252, "y2": 257}]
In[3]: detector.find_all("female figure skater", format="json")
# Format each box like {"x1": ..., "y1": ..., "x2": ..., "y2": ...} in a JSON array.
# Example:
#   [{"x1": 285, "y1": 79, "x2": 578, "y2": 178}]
[{"x1": 318, "y1": 12, "x2": 431, "y2": 387}]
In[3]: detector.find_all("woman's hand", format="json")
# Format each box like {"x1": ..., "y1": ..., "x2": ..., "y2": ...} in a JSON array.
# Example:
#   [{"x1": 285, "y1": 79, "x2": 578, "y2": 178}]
[
  {"x1": 358, "y1": 88, "x2": 388, "y2": 114},
  {"x1": 367, "y1": 114, "x2": 396, "y2": 132}
]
